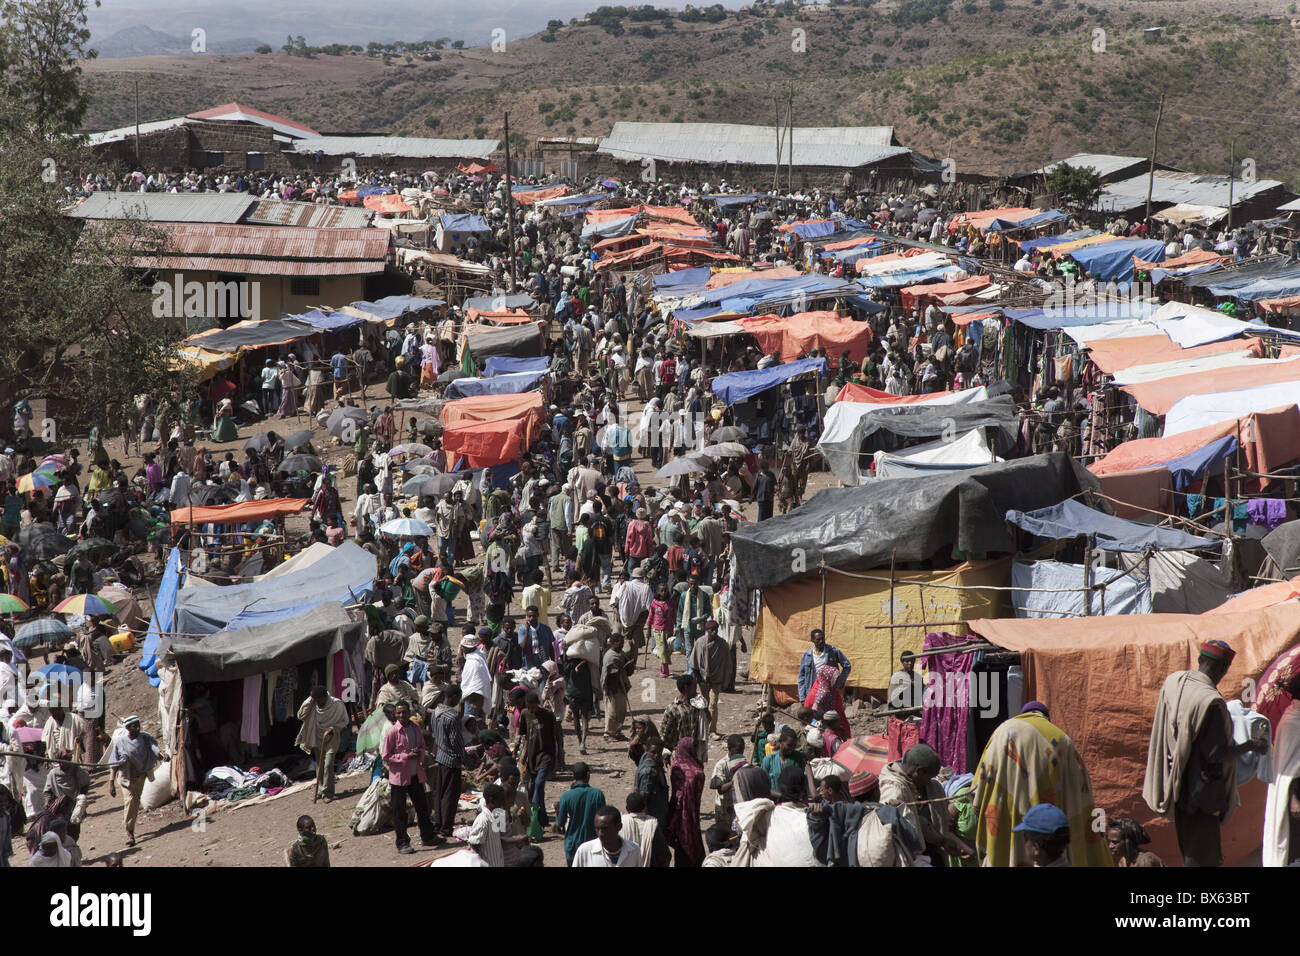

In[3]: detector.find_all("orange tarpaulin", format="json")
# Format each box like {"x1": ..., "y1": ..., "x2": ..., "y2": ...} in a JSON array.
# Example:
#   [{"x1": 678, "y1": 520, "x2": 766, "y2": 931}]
[
  {"x1": 1120, "y1": 356, "x2": 1300, "y2": 416},
  {"x1": 1049, "y1": 233, "x2": 1121, "y2": 259},
  {"x1": 852, "y1": 248, "x2": 932, "y2": 273},
  {"x1": 947, "y1": 207, "x2": 1038, "y2": 234},
  {"x1": 442, "y1": 418, "x2": 528, "y2": 468},
  {"x1": 899, "y1": 274, "x2": 989, "y2": 311},
  {"x1": 337, "y1": 189, "x2": 359, "y2": 204},
  {"x1": 1093, "y1": 465, "x2": 1174, "y2": 520},
  {"x1": 585, "y1": 206, "x2": 643, "y2": 223},
  {"x1": 1090, "y1": 405, "x2": 1300, "y2": 480},
  {"x1": 969, "y1": 602, "x2": 1300, "y2": 866},
  {"x1": 363, "y1": 194, "x2": 412, "y2": 214},
  {"x1": 640, "y1": 205, "x2": 699, "y2": 227},
  {"x1": 1133, "y1": 247, "x2": 1228, "y2": 273},
  {"x1": 1084, "y1": 335, "x2": 1260, "y2": 375},
  {"x1": 513, "y1": 186, "x2": 569, "y2": 206},
  {"x1": 822, "y1": 235, "x2": 882, "y2": 253},
  {"x1": 1258, "y1": 294, "x2": 1300, "y2": 314},
  {"x1": 466, "y1": 308, "x2": 532, "y2": 325},
  {"x1": 833, "y1": 382, "x2": 958, "y2": 404},
  {"x1": 951, "y1": 309, "x2": 1000, "y2": 328},
  {"x1": 170, "y1": 498, "x2": 307, "y2": 526},
  {"x1": 736, "y1": 311, "x2": 873, "y2": 364},
  {"x1": 592, "y1": 233, "x2": 646, "y2": 254},
  {"x1": 457, "y1": 161, "x2": 498, "y2": 174},
  {"x1": 1208, "y1": 578, "x2": 1300, "y2": 615},
  {"x1": 442, "y1": 392, "x2": 544, "y2": 450},
  {"x1": 705, "y1": 265, "x2": 802, "y2": 290}
]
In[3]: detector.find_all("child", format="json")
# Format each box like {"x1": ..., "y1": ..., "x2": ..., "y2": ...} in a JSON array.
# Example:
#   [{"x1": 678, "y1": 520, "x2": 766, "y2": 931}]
[
  {"x1": 648, "y1": 585, "x2": 674, "y2": 678},
  {"x1": 751, "y1": 712, "x2": 775, "y2": 764}
]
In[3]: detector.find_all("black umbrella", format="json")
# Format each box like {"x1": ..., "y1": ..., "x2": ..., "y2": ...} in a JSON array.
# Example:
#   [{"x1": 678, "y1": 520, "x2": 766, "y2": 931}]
[
  {"x1": 65, "y1": 538, "x2": 119, "y2": 562},
  {"x1": 188, "y1": 483, "x2": 241, "y2": 505},
  {"x1": 244, "y1": 433, "x2": 272, "y2": 452},
  {"x1": 437, "y1": 368, "x2": 467, "y2": 384},
  {"x1": 279, "y1": 454, "x2": 324, "y2": 474},
  {"x1": 710, "y1": 425, "x2": 749, "y2": 443},
  {"x1": 402, "y1": 472, "x2": 460, "y2": 496},
  {"x1": 326, "y1": 405, "x2": 368, "y2": 439},
  {"x1": 18, "y1": 523, "x2": 75, "y2": 561},
  {"x1": 236, "y1": 553, "x2": 267, "y2": 577},
  {"x1": 284, "y1": 429, "x2": 315, "y2": 450}
]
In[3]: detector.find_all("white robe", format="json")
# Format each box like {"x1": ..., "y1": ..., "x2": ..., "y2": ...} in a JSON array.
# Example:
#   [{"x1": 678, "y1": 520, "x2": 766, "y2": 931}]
[{"x1": 1263, "y1": 703, "x2": 1300, "y2": 867}]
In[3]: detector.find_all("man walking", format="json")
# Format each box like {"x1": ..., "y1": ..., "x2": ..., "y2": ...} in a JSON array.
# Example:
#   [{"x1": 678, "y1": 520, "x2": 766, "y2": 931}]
[
  {"x1": 381, "y1": 701, "x2": 439, "y2": 853},
  {"x1": 105, "y1": 716, "x2": 163, "y2": 848},
  {"x1": 295, "y1": 686, "x2": 349, "y2": 803},
  {"x1": 689, "y1": 619, "x2": 729, "y2": 739},
  {"x1": 555, "y1": 761, "x2": 606, "y2": 866},
  {"x1": 572, "y1": 806, "x2": 643, "y2": 867}
]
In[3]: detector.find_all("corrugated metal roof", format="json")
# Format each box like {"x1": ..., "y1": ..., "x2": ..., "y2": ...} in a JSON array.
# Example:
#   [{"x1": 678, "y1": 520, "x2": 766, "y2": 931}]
[
  {"x1": 1096, "y1": 171, "x2": 1287, "y2": 213},
  {"x1": 1034, "y1": 153, "x2": 1150, "y2": 179},
  {"x1": 290, "y1": 136, "x2": 499, "y2": 160},
  {"x1": 244, "y1": 199, "x2": 373, "y2": 229},
  {"x1": 598, "y1": 122, "x2": 903, "y2": 168},
  {"x1": 85, "y1": 116, "x2": 192, "y2": 147},
  {"x1": 123, "y1": 223, "x2": 389, "y2": 276},
  {"x1": 187, "y1": 103, "x2": 320, "y2": 138},
  {"x1": 65, "y1": 191, "x2": 254, "y2": 223},
  {"x1": 1278, "y1": 197, "x2": 1300, "y2": 212}
]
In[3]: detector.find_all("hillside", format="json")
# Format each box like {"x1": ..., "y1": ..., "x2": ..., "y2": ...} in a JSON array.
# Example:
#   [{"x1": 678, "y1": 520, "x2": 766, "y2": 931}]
[{"x1": 80, "y1": 0, "x2": 1300, "y2": 186}]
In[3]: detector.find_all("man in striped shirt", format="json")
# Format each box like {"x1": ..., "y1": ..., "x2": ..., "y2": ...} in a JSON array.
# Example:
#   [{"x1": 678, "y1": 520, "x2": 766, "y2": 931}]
[{"x1": 431, "y1": 684, "x2": 469, "y2": 839}]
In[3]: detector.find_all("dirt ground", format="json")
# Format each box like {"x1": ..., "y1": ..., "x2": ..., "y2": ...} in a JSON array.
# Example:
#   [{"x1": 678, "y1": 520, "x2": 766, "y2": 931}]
[{"x1": 12, "y1": 378, "x2": 857, "y2": 867}]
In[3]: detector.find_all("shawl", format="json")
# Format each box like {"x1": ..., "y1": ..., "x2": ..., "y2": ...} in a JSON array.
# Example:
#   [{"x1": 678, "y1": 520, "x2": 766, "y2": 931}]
[
  {"x1": 622, "y1": 813, "x2": 660, "y2": 868},
  {"x1": 1142, "y1": 669, "x2": 1230, "y2": 817},
  {"x1": 667, "y1": 737, "x2": 705, "y2": 865},
  {"x1": 972, "y1": 713, "x2": 1112, "y2": 867},
  {"x1": 295, "y1": 696, "x2": 349, "y2": 753},
  {"x1": 804, "y1": 664, "x2": 850, "y2": 740},
  {"x1": 1263, "y1": 702, "x2": 1300, "y2": 867}
]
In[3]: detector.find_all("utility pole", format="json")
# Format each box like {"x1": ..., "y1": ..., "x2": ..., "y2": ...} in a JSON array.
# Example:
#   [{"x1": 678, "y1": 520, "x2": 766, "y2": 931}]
[
  {"x1": 502, "y1": 111, "x2": 517, "y2": 288},
  {"x1": 134, "y1": 78, "x2": 141, "y2": 168},
  {"x1": 1227, "y1": 136, "x2": 1236, "y2": 234},
  {"x1": 1143, "y1": 92, "x2": 1164, "y2": 227},
  {"x1": 773, "y1": 92, "x2": 783, "y2": 194},
  {"x1": 787, "y1": 82, "x2": 794, "y2": 194}
]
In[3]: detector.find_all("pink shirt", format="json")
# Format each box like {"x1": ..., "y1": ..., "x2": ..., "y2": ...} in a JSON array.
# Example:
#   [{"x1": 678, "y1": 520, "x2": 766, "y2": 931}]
[
  {"x1": 649, "y1": 599, "x2": 673, "y2": 632},
  {"x1": 625, "y1": 520, "x2": 653, "y2": 558},
  {"x1": 381, "y1": 721, "x2": 427, "y2": 786}
]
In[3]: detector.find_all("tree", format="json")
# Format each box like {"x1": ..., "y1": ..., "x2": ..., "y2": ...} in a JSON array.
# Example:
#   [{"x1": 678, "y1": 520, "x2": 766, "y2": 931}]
[
  {"x1": 1045, "y1": 163, "x2": 1103, "y2": 208},
  {"x1": 451, "y1": 39, "x2": 465, "y2": 49},
  {"x1": 255, "y1": 44, "x2": 272, "y2": 54},
  {"x1": 0, "y1": 0, "x2": 98, "y2": 136}
]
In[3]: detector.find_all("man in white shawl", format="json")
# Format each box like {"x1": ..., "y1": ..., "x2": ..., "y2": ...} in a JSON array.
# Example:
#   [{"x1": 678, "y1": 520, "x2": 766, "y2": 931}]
[
  {"x1": 105, "y1": 716, "x2": 163, "y2": 846},
  {"x1": 296, "y1": 686, "x2": 349, "y2": 803}
]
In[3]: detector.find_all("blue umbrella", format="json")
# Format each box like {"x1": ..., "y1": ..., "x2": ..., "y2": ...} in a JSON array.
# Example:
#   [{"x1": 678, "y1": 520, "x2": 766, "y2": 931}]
[
  {"x1": 35, "y1": 662, "x2": 81, "y2": 679},
  {"x1": 14, "y1": 617, "x2": 73, "y2": 648}
]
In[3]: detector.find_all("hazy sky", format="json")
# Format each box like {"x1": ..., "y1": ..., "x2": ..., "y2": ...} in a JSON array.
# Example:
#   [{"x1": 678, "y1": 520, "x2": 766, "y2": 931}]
[{"x1": 87, "y1": 0, "x2": 656, "y2": 47}]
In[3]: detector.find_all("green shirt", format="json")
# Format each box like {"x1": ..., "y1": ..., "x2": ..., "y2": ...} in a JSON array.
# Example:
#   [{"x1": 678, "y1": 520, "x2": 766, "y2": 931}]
[
  {"x1": 761, "y1": 750, "x2": 806, "y2": 790},
  {"x1": 556, "y1": 781, "x2": 606, "y2": 864}
]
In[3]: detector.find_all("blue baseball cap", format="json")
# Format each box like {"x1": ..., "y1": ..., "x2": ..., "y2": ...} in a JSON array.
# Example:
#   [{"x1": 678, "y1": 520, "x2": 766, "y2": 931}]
[{"x1": 1013, "y1": 803, "x2": 1069, "y2": 835}]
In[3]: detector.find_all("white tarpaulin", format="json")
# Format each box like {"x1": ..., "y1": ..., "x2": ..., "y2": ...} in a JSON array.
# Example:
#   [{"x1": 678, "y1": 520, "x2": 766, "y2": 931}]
[
  {"x1": 872, "y1": 428, "x2": 1000, "y2": 479},
  {"x1": 1164, "y1": 381, "x2": 1300, "y2": 437},
  {"x1": 1117, "y1": 550, "x2": 1231, "y2": 614},
  {"x1": 855, "y1": 251, "x2": 953, "y2": 277},
  {"x1": 1063, "y1": 319, "x2": 1154, "y2": 345},
  {"x1": 1148, "y1": 300, "x2": 1267, "y2": 349},
  {"x1": 684, "y1": 320, "x2": 746, "y2": 339},
  {"x1": 1012, "y1": 559, "x2": 1151, "y2": 618},
  {"x1": 1109, "y1": 349, "x2": 1263, "y2": 385}
]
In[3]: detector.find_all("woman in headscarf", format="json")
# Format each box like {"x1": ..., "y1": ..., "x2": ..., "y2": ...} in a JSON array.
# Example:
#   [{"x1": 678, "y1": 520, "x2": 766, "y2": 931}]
[
  {"x1": 276, "y1": 361, "x2": 300, "y2": 418},
  {"x1": 667, "y1": 736, "x2": 706, "y2": 867},
  {"x1": 627, "y1": 715, "x2": 660, "y2": 767},
  {"x1": 803, "y1": 664, "x2": 851, "y2": 741},
  {"x1": 27, "y1": 830, "x2": 71, "y2": 867}
]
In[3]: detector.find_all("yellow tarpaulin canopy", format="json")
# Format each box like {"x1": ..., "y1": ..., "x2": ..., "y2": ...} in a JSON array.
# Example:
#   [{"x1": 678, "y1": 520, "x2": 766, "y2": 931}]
[
  {"x1": 751, "y1": 558, "x2": 1012, "y2": 693},
  {"x1": 172, "y1": 346, "x2": 232, "y2": 380}
]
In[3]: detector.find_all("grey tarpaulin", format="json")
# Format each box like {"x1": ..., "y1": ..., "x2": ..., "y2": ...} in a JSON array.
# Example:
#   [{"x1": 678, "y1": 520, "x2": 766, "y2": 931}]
[
  {"x1": 1005, "y1": 498, "x2": 1221, "y2": 553},
  {"x1": 164, "y1": 603, "x2": 363, "y2": 684},
  {"x1": 729, "y1": 453, "x2": 1100, "y2": 590},
  {"x1": 819, "y1": 396, "x2": 1021, "y2": 486},
  {"x1": 463, "y1": 323, "x2": 544, "y2": 361},
  {"x1": 1262, "y1": 520, "x2": 1300, "y2": 580}
]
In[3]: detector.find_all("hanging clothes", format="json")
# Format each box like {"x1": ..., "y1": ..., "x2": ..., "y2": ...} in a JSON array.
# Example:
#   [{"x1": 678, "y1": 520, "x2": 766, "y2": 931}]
[
  {"x1": 918, "y1": 631, "x2": 975, "y2": 774},
  {"x1": 241, "y1": 674, "x2": 264, "y2": 746}
]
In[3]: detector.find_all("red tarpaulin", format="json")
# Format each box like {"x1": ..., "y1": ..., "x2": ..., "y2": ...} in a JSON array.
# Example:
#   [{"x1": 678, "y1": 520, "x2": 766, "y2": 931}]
[
  {"x1": 736, "y1": 312, "x2": 873, "y2": 364},
  {"x1": 1133, "y1": 247, "x2": 1228, "y2": 273},
  {"x1": 833, "y1": 382, "x2": 959, "y2": 404},
  {"x1": 442, "y1": 393, "x2": 545, "y2": 467},
  {"x1": 1084, "y1": 335, "x2": 1261, "y2": 375},
  {"x1": 170, "y1": 498, "x2": 307, "y2": 526},
  {"x1": 1120, "y1": 356, "x2": 1300, "y2": 416},
  {"x1": 513, "y1": 186, "x2": 569, "y2": 206},
  {"x1": 899, "y1": 274, "x2": 990, "y2": 311},
  {"x1": 466, "y1": 308, "x2": 532, "y2": 325},
  {"x1": 363, "y1": 194, "x2": 412, "y2": 214},
  {"x1": 458, "y1": 161, "x2": 498, "y2": 174}
]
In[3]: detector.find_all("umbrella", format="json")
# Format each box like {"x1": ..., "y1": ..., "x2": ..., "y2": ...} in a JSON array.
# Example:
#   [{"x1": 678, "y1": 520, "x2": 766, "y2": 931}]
[
  {"x1": 18, "y1": 523, "x2": 75, "y2": 561},
  {"x1": 14, "y1": 617, "x2": 72, "y2": 648},
  {"x1": 390, "y1": 442, "x2": 433, "y2": 457},
  {"x1": 66, "y1": 537, "x2": 119, "y2": 562},
  {"x1": 700, "y1": 442, "x2": 748, "y2": 458},
  {"x1": 326, "y1": 405, "x2": 368, "y2": 439},
  {"x1": 437, "y1": 368, "x2": 467, "y2": 384},
  {"x1": 243, "y1": 433, "x2": 272, "y2": 452},
  {"x1": 279, "y1": 454, "x2": 323, "y2": 474},
  {"x1": 35, "y1": 662, "x2": 81, "y2": 680},
  {"x1": 187, "y1": 483, "x2": 240, "y2": 505},
  {"x1": 402, "y1": 460, "x2": 440, "y2": 474},
  {"x1": 655, "y1": 456, "x2": 711, "y2": 478},
  {"x1": 355, "y1": 708, "x2": 390, "y2": 752},
  {"x1": 710, "y1": 425, "x2": 749, "y2": 443},
  {"x1": 402, "y1": 473, "x2": 461, "y2": 497},
  {"x1": 917, "y1": 208, "x2": 939, "y2": 224},
  {"x1": 0, "y1": 593, "x2": 29, "y2": 614},
  {"x1": 380, "y1": 517, "x2": 433, "y2": 537},
  {"x1": 54, "y1": 593, "x2": 119, "y2": 616},
  {"x1": 284, "y1": 429, "x2": 315, "y2": 450},
  {"x1": 1256, "y1": 643, "x2": 1300, "y2": 736},
  {"x1": 16, "y1": 471, "x2": 57, "y2": 493},
  {"x1": 831, "y1": 733, "x2": 890, "y2": 798},
  {"x1": 39, "y1": 454, "x2": 69, "y2": 469}
]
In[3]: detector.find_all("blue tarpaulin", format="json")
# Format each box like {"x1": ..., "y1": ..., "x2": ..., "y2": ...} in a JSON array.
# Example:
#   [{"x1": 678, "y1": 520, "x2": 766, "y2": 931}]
[
  {"x1": 1013, "y1": 559, "x2": 1151, "y2": 617},
  {"x1": 1206, "y1": 266, "x2": 1300, "y2": 302},
  {"x1": 711, "y1": 357, "x2": 827, "y2": 406},
  {"x1": 581, "y1": 213, "x2": 639, "y2": 242},
  {"x1": 439, "y1": 213, "x2": 489, "y2": 233},
  {"x1": 1019, "y1": 228, "x2": 1098, "y2": 252},
  {"x1": 348, "y1": 295, "x2": 444, "y2": 321},
  {"x1": 1004, "y1": 301, "x2": 1158, "y2": 329},
  {"x1": 356, "y1": 186, "x2": 392, "y2": 198},
  {"x1": 483, "y1": 355, "x2": 551, "y2": 377},
  {"x1": 445, "y1": 370, "x2": 545, "y2": 399},
  {"x1": 539, "y1": 192, "x2": 606, "y2": 208},
  {"x1": 139, "y1": 548, "x2": 181, "y2": 685},
  {"x1": 464, "y1": 293, "x2": 536, "y2": 313},
  {"x1": 653, "y1": 267, "x2": 711, "y2": 294},
  {"x1": 1156, "y1": 435, "x2": 1237, "y2": 492},
  {"x1": 987, "y1": 209, "x2": 1067, "y2": 232},
  {"x1": 1005, "y1": 498, "x2": 1219, "y2": 552},
  {"x1": 1065, "y1": 238, "x2": 1167, "y2": 283},
  {"x1": 171, "y1": 541, "x2": 377, "y2": 637},
  {"x1": 846, "y1": 294, "x2": 888, "y2": 315},
  {"x1": 858, "y1": 266, "x2": 956, "y2": 289},
  {"x1": 297, "y1": 308, "x2": 365, "y2": 332},
  {"x1": 788, "y1": 220, "x2": 841, "y2": 240}
]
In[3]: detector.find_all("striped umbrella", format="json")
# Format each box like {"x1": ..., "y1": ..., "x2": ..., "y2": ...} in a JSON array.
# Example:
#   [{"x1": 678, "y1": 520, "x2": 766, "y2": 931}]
[
  {"x1": 14, "y1": 617, "x2": 73, "y2": 648},
  {"x1": 16, "y1": 470, "x2": 57, "y2": 493},
  {"x1": 0, "y1": 593, "x2": 30, "y2": 614},
  {"x1": 53, "y1": 593, "x2": 119, "y2": 616}
]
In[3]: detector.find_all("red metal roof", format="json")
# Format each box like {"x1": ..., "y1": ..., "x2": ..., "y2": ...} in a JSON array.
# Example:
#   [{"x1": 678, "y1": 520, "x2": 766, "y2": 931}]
[
  {"x1": 186, "y1": 102, "x2": 320, "y2": 137},
  {"x1": 124, "y1": 223, "x2": 389, "y2": 276}
]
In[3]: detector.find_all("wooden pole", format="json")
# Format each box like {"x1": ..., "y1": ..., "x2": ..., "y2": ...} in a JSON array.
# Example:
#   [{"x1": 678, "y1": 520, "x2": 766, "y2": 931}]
[
  {"x1": 1144, "y1": 92, "x2": 1165, "y2": 227},
  {"x1": 787, "y1": 83, "x2": 795, "y2": 195},
  {"x1": 888, "y1": 547, "x2": 897, "y2": 669},
  {"x1": 134, "y1": 78, "x2": 141, "y2": 167},
  {"x1": 1081, "y1": 541, "x2": 1092, "y2": 616},
  {"x1": 1227, "y1": 136, "x2": 1236, "y2": 234},
  {"x1": 819, "y1": 561, "x2": 827, "y2": 635},
  {"x1": 502, "y1": 111, "x2": 517, "y2": 288}
]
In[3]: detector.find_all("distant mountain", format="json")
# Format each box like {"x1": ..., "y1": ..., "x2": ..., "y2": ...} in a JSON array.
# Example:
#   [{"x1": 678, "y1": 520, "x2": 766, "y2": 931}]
[{"x1": 92, "y1": 25, "x2": 266, "y2": 58}]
